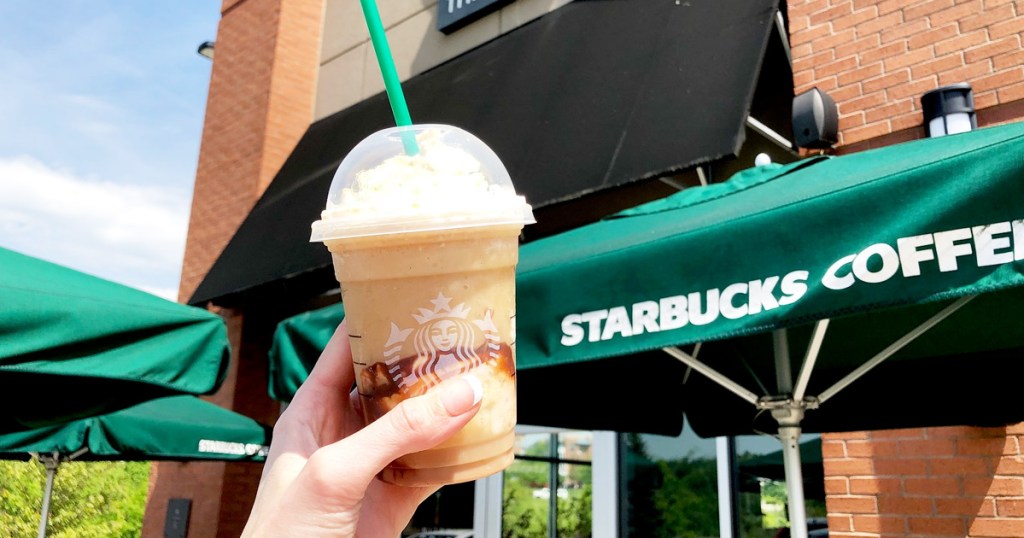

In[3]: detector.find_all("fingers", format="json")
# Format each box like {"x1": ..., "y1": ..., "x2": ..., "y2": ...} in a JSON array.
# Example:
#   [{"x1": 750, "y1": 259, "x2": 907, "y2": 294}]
[
  {"x1": 292, "y1": 321, "x2": 355, "y2": 406},
  {"x1": 300, "y1": 375, "x2": 483, "y2": 498}
]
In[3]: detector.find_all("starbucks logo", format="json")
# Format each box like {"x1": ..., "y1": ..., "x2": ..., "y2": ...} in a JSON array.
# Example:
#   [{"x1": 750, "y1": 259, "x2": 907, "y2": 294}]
[{"x1": 384, "y1": 292, "x2": 499, "y2": 391}]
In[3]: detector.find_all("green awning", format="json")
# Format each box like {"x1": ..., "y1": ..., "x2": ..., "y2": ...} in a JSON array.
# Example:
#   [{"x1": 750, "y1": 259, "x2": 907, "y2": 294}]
[
  {"x1": 0, "y1": 395, "x2": 269, "y2": 462},
  {"x1": 268, "y1": 302, "x2": 344, "y2": 402},
  {"x1": 0, "y1": 248, "x2": 230, "y2": 432},
  {"x1": 516, "y1": 120, "x2": 1024, "y2": 435}
]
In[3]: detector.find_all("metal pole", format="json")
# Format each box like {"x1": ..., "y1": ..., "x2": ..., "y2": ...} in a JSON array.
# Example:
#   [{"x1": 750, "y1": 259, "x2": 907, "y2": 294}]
[
  {"x1": 777, "y1": 425, "x2": 808, "y2": 538},
  {"x1": 37, "y1": 453, "x2": 59, "y2": 538},
  {"x1": 663, "y1": 347, "x2": 761, "y2": 405},
  {"x1": 773, "y1": 329, "x2": 793, "y2": 393}
]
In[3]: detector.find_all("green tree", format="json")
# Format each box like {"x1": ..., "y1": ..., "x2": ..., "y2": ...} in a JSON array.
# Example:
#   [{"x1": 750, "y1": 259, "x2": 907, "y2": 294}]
[{"x1": 0, "y1": 458, "x2": 149, "y2": 538}]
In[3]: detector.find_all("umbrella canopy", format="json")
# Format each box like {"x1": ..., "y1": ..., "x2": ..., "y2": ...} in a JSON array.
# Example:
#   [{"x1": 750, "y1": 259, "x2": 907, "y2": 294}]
[
  {"x1": 268, "y1": 302, "x2": 345, "y2": 402},
  {"x1": 0, "y1": 395, "x2": 270, "y2": 462},
  {"x1": 516, "y1": 120, "x2": 1024, "y2": 436},
  {"x1": 0, "y1": 248, "x2": 230, "y2": 432}
]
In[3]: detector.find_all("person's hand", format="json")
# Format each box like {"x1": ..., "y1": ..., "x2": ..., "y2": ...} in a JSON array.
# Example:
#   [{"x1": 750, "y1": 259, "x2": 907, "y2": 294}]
[{"x1": 242, "y1": 321, "x2": 482, "y2": 537}]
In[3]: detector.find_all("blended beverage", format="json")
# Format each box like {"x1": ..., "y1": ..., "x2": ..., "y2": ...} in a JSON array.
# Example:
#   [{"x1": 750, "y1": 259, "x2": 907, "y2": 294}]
[{"x1": 310, "y1": 125, "x2": 534, "y2": 486}]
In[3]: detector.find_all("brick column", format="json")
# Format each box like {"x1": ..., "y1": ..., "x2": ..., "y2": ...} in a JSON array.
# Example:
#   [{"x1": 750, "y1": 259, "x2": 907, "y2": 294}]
[
  {"x1": 143, "y1": 0, "x2": 323, "y2": 536},
  {"x1": 823, "y1": 425, "x2": 1024, "y2": 537}
]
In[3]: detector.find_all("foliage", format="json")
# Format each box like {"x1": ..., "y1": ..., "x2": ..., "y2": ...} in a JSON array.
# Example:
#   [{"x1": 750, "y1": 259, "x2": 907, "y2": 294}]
[{"x1": 0, "y1": 458, "x2": 149, "y2": 538}]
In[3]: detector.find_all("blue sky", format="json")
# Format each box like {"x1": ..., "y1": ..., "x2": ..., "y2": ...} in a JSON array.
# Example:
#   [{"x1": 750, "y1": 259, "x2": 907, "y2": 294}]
[{"x1": 0, "y1": 3, "x2": 221, "y2": 300}]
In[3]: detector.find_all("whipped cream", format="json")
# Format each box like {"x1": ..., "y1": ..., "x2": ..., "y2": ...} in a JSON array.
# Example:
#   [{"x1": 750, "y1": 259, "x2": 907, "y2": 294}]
[{"x1": 312, "y1": 128, "x2": 534, "y2": 241}]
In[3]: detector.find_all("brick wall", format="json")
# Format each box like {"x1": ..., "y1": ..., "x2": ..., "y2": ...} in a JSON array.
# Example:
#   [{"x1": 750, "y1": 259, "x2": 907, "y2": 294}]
[
  {"x1": 788, "y1": 0, "x2": 1024, "y2": 146},
  {"x1": 823, "y1": 425, "x2": 1024, "y2": 537},
  {"x1": 178, "y1": 0, "x2": 323, "y2": 304},
  {"x1": 146, "y1": 0, "x2": 323, "y2": 536}
]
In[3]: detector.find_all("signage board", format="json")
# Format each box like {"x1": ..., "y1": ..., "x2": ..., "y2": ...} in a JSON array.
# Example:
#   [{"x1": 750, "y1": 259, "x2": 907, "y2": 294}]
[{"x1": 437, "y1": 0, "x2": 515, "y2": 34}]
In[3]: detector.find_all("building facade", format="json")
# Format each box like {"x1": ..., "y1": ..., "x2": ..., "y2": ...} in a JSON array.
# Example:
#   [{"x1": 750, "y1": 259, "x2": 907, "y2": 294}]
[{"x1": 149, "y1": 0, "x2": 1024, "y2": 536}]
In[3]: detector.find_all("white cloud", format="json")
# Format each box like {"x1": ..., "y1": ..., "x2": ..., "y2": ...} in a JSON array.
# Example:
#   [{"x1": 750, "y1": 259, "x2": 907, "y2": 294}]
[{"x1": 0, "y1": 155, "x2": 190, "y2": 300}]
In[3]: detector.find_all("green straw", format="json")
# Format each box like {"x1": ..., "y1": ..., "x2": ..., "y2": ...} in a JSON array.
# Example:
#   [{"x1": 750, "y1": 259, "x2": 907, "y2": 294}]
[{"x1": 359, "y1": 0, "x2": 419, "y2": 155}]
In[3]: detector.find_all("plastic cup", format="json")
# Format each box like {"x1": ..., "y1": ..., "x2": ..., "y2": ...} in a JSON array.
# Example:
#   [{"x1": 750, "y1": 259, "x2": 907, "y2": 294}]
[{"x1": 310, "y1": 124, "x2": 534, "y2": 486}]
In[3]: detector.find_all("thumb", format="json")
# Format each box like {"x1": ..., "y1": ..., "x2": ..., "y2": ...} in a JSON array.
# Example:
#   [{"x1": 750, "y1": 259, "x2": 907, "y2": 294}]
[{"x1": 307, "y1": 375, "x2": 483, "y2": 493}]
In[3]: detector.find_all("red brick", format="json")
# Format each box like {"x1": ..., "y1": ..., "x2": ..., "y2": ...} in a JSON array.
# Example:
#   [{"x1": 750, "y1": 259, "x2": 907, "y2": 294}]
[
  {"x1": 815, "y1": 55, "x2": 860, "y2": 78},
  {"x1": 876, "y1": 0, "x2": 906, "y2": 15},
  {"x1": 876, "y1": 495, "x2": 934, "y2": 515},
  {"x1": 887, "y1": 77, "x2": 939, "y2": 100},
  {"x1": 880, "y1": 18, "x2": 930, "y2": 42},
  {"x1": 997, "y1": 498, "x2": 1024, "y2": 516},
  {"x1": 857, "y1": 40, "x2": 905, "y2": 65},
  {"x1": 815, "y1": 29, "x2": 858, "y2": 51},
  {"x1": 810, "y1": 1, "x2": 854, "y2": 25},
  {"x1": 936, "y1": 496, "x2": 997, "y2": 516},
  {"x1": 863, "y1": 69, "x2": 911, "y2": 93},
  {"x1": 933, "y1": 29, "x2": 988, "y2": 57},
  {"x1": 929, "y1": 425, "x2": 1007, "y2": 439},
  {"x1": 995, "y1": 49, "x2": 1024, "y2": 71},
  {"x1": 826, "y1": 477, "x2": 851, "y2": 494},
  {"x1": 958, "y1": 436, "x2": 1017, "y2": 456},
  {"x1": 904, "y1": 0, "x2": 956, "y2": 20},
  {"x1": 790, "y1": 14, "x2": 811, "y2": 32},
  {"x1": 1006, "y1": 423, "x2": 1024, "y2": 435},
  {"x1": 883, "y1": 46, "x2": 935, "y2": 70},
  {"x1": 964, "y1": 476, "x2": 1024, "y2": 496},
  {"x1": 911, "y1": 54, "x2": 965, "y2": 79},
  {"x1": 834, "y1": 6, "x2": 880, "y2": 31},
  {"x1": 961, "y1": 3, "x2": 1017, "y2": 31},
  {"x1": 825, "y1": 457, "x2": 877, "y2": 476},
  {"x1": 831, "y1": 515, "x2": 855, "y2": 533},
  {"x1": 831, "y1": 83, "x2": 864, "y2": 102},
  {"x1": 865, "y1": 98, "x2": 915, "y2": 123},
  {"x1": 840, "y1": 111, "x2": 867, "y2": 130},
  {"x1": 823, "y1": 440, "x2": 847, "y2": 458},
  {"x1": 907, "y1": 23, "x2": 959, "y2": 49},
  {"x1": 828, "y1": 495, "x2": 879, "y2": 514},
  {"x1": 930, "y1": 0, "x2": 985, "y2": 26},
  {"x1": 904, "y1": 476, "x2": 962, "y2": 496},
  {"x1": 965, "y1": 35, "x2": 1023, "y2": 64},
  {"x1": 792, "y1": 42, "x2": 814, "y2": 58},
  {"x1": 794, "y1": 70, "x2": 816, "y2": 91},
  {"x1": 839, "y1": 90, "x2": 887, "y2": 113},
  {"x1": 998, "y1": 81, "x2": 1024, "y2": 102},
  {"x1": 873, "y1": 457, "x2": 929, "y2": 475},
  {"x1": 931, "y1": 457, "x2": 992, "y2": 475},
  {"x1": 872, "y1": 426, "x2": 929, "y2": 438},
  {"x1": 891, "y1": 110, "x2": 923, "y2": 131},
  {"x1": 846, "y1": 439, "x2": 898, "y2": 458},
  {"x1": 845, "y1": 120, "x2": 892, "y2": 143},
  {"x1": 792, "y1": 22, "x2": 833, "y2": 47},
  {"x1": 899, "y1": 438, "x2": 956, "y2": 457},
  {"x1": 852, "y1": 514, "x2": 907, "y2": 533},
  {"x1": 971, "y1": 67, "x2": 1024, "y2": 93},
  {"x1": 969, "y1": 518, "x2": 1024, "y2": 537},
  {"x1": 907, "y1": 516, "x2": 967, "y2": 536},
  {"x1": 976, "y1": 89, "x2": 1000, "y2": 108},
  {"x1": 794, "y1": 49, "x2": 836, "y2": 75},
  {"x1": 994, "y1": 457, "x2": 1024, "y2": 474},
  {"x1": 857, "y1": 11, "x2": 906, "y2": 38},
  {"x1": 850, "y1": 476, "x2": 902, "y2": 494}
]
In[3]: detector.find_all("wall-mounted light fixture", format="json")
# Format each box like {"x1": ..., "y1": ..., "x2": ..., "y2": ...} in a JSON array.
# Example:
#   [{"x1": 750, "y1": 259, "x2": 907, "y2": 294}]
[
  {"x1": 921, "y1": 83, "x2": 976, "y2": 138},
  {"x1": 197, "y1": 41, "x2": 215, "y2": 60},
  {"x1": 792, "y1": 88, "x2": 838, "y2": 149}
]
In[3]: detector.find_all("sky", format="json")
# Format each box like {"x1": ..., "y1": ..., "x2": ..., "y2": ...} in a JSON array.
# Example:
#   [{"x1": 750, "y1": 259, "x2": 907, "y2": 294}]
[{"x1": 0, "y1": 3, "x2": 221, "y2": 300}]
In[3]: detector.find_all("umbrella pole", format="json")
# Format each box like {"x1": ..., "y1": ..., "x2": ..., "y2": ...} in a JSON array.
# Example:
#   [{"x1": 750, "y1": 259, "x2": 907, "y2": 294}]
[
  {"x1": 776, "y1": 421, "x2": 808, "y2": 538},
  {"x1": 37, "y1": 452, "x2": 59, "y2": 538}
]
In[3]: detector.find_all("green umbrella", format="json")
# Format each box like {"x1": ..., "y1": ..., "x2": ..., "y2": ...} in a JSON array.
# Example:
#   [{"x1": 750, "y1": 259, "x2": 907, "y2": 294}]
[
  {"x1": 268, "y1": 302, "x2": 344, "y2": 402},
  {"x1": 0, "y1": 247, "x2": 230, "y2": 432},
  {"x1": 514, "y1": 120, "x2": 1024, "y2": 537},
  {"x1": 0, "y1": 395, "x2": 270, "y2": 537}
]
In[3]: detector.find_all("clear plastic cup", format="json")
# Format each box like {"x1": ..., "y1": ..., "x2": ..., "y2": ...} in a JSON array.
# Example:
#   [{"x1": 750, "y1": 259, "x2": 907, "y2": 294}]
[{"x1": 311, "y1": 124, "x2": 534, "y2": 486}]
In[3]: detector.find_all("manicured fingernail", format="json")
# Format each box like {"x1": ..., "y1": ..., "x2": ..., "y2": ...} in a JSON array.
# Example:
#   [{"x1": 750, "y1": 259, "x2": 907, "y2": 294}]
[{"x1": 440, "y1": 375, "x2": 484, "y2": 416}]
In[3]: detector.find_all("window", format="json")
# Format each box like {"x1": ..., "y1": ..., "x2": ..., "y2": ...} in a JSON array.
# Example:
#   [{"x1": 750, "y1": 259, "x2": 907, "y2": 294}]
[{"x1": 502, "y1": 429, "x2": 593, "y2": 538}]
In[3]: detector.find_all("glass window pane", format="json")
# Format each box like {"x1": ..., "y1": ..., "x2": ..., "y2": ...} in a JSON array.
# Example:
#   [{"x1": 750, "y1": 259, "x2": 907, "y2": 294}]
[
  {"x1": 736, "y1": 433, "x2": 827, "y2": 538},
  {"x1": 621, "y1": 421, "x2": 720, "y2": 537},
  {"x1": 557, "y1": 462, "x2": 592, "y2": 538},
  {"x1": 515, "y1": 432, "x2": 554, "y2": 458},
  {"x1": 502, "y1": 458, "x2": 551, "y2": 537},
  {"x1": 559, "y1": 431, "x2": 593, "y2": 462}
]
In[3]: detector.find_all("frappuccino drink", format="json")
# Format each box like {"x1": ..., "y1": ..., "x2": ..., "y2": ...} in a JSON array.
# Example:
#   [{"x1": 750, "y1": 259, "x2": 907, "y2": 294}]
[{"x1": 310, "y1": 125, "x2": 534, "y2": 486}]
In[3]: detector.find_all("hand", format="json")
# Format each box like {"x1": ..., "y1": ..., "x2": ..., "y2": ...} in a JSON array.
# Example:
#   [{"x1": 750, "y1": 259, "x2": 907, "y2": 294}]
[{"x1": 242, "y1": 321, "x2": 482, "y2": 537}]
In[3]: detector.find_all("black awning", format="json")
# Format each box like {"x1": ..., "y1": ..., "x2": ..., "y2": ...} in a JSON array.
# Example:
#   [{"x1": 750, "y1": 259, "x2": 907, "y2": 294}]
[{"x1": 191, "y1": 0, "x2": 782, "y2": 306}]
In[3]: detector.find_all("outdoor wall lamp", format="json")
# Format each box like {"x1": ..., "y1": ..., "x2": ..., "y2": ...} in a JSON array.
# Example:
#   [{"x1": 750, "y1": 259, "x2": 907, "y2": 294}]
[
  {"x1": 197, "y1": 41, "x2": 215, "y2": 60},
  {"x1": 922, "y1": 83, "x2": 976, "y2": 138}
]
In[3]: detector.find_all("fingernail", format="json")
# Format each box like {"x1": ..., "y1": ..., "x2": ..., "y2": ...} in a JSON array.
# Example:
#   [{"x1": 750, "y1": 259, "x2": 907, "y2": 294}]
[{"x1": 440, "y1": 375, "x2": 484, "y2": 416}]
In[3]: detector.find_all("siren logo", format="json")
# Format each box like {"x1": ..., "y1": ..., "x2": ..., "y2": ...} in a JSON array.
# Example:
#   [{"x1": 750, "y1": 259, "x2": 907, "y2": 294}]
[{"x1": 385, "y1": 292, "x2": 499, "y2": 391}]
